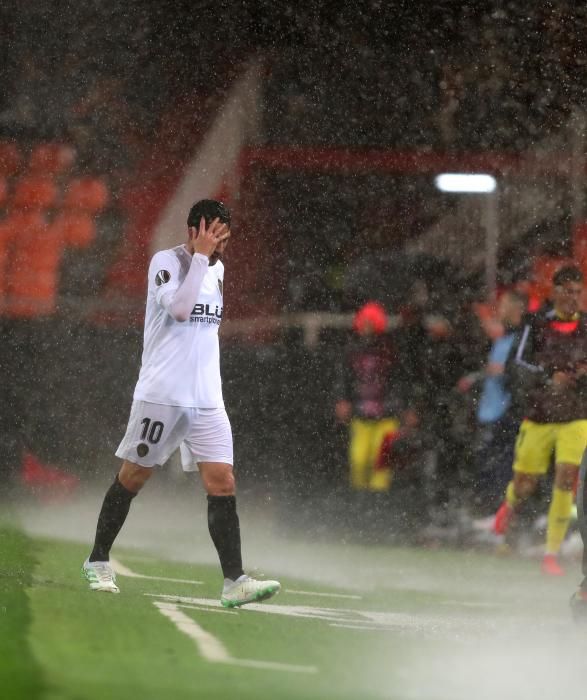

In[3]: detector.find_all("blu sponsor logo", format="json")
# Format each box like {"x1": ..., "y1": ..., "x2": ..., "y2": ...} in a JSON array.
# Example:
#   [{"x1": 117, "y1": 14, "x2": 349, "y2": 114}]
[{"x1": 190, "y1": 303, "x2": 223, "y2": 325}]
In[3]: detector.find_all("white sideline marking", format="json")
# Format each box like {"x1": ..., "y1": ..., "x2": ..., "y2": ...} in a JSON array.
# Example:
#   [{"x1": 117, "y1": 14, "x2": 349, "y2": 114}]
[
  {"x1": 285, "y1": 589, "x2": 362, "y2": 600},
  {"x1": 111, "y1": 558, "x2": 203, "y2": 585},
  {"x1": 177, "y1": 603, "x2": 238, "y2": 616},
  {"x1": 152, "y1": 594, "x2": 495, "y2": 635},
  {"x1": 153, "y1": 601, "x2": 317, "y2": 674},
  {"x1": 148, "y1": 594, "x2": 353, "y2": 622},
  {"x1": 149, "y1": 593, "x2": 497, "y2": 644},
  {"x1": 155, "y1": 602, "x2": 230, "y2": 662},
  {"x1": 148, "y1": 594, "x2": 427, "y2": 630}
]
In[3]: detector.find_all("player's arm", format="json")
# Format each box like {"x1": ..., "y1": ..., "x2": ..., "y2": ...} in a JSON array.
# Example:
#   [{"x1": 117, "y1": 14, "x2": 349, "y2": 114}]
[
  {"x1": 158, "y1": 218, "x2": 228, "y2": 322},
  {"x1": 159, "y1": 254, "x2": 208, "y2": 322},
  {"x1": 513, "y1": 318, "x2": 569, "y2": 388}
]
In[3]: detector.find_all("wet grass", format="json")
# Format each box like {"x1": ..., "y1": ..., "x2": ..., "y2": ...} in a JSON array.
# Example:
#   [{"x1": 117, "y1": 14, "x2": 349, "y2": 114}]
[
  {"x1": 0, "y1": 525, "x2": 46, "y2": 700},
  {"x1": 3, "y1": 524, "x2": 587, "y2": 700}
]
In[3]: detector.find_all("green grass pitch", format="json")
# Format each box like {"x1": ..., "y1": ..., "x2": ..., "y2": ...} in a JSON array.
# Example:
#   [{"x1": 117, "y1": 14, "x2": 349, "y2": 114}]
[{"x1": 1, "y1": 523, "x2": 586, "y2": 700}]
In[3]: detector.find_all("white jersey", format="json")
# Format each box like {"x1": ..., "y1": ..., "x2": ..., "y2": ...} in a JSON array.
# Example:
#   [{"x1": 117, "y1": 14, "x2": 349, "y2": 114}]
[{"x1": 133, "y1": 244, "x2": 225, "y2": 408}]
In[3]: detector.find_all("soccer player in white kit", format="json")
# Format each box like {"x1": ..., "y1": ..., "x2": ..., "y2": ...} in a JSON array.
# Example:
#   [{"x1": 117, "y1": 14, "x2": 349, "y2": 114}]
[{"x1": 83, "y1": 199, "x2": 280, "y2": 607}]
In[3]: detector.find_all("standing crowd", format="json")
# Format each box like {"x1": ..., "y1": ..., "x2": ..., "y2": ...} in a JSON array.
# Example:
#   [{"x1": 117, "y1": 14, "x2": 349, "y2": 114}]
[{"x1": 335, "y1": 265, "x2": 587, "y2": 584}]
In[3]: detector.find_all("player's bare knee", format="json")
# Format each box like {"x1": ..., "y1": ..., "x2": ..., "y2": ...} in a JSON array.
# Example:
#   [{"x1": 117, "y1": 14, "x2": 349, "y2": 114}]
[
  {"x1": 118, "y1": 461, "x2": 152, "y2": 493},
  {"x1": 554, "y1": 463, "x2": 578, "y2": 491},
  {"x1": 200, "y1": 463, "x2": 235, "y2": 496},
  {"x1": 206, "y1": 473, "x2": 235, "y2": 497},
  {"x1": 118, "y1": 473, "x2": 148, "y2": 493},
  {"x1": 514, "y1": 473, "x2": 537, "y2": 499}
]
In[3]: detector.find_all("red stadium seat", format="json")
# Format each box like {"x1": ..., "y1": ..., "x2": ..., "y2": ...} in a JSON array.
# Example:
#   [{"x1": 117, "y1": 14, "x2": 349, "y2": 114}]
[
  {"x1": 0, "y1": 141, "x2": 21, "y2": 177},
  {"x1": 28, "y1": 143, "x2": 76, "y2": 175},
  {"x1": 62, "y1": 177, "x2": 109, "y2": 213},
  {"x1": 3, "y1": 208, "x2": 97, "y2": 317},
  {"x1": 3, "y1": 211, "x2": 60, "y2": 317},
  {"x1": 12, "y1": 175, "x2": 59, "y2": 210}
]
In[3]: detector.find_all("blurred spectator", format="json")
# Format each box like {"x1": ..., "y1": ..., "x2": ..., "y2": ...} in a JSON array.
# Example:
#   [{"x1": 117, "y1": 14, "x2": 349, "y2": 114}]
[
  {"x1": 392, "y1": 279, "x2": 490, "y2": 522},
  {"x1": 334, "y1": 302, "x2": 403, "y2": 492},
  {"x1": 457, "y1": 290, "x2": 528, "y2": 515}
]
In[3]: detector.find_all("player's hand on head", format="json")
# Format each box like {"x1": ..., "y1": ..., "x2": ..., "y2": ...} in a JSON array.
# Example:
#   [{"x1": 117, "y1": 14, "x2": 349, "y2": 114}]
[{"x1": 193, "y1": 217, "x2": 230, "y2": 258}]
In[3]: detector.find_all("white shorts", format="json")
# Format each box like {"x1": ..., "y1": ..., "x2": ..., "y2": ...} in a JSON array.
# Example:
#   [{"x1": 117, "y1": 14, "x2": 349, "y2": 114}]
[{"x1": 115, "y1": 400, "x2": 233, "y2": 470}]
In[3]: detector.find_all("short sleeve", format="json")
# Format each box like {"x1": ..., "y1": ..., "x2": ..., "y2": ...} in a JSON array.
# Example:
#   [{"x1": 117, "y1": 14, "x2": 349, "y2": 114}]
[{"x1": 149, "y1": 251, "x2": 181, "y2": 306}]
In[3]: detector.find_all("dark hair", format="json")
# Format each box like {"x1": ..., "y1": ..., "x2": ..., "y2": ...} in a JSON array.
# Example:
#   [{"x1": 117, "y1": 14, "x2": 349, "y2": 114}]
[
  {"x1": 187, "y1": 199, "x2": 231, "y2": 229},
  {"x1": 553, "y1": 265, "x2": 583, "y2": 286}
]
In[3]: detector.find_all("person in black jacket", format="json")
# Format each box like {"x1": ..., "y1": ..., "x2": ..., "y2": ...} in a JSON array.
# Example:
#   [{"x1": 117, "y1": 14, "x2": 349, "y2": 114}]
[{"x1": 494, "y1": 266, "x2": 587, "y2": 576}]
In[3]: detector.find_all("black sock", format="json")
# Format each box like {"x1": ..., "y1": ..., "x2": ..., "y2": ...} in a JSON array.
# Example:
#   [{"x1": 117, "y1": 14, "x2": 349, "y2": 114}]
[
  {"x1": 89, "y1": 476, "x2": 137, "y2": 562},
  {"x1": 207, "y1": 495, "x2": 244, "y2": 581}
]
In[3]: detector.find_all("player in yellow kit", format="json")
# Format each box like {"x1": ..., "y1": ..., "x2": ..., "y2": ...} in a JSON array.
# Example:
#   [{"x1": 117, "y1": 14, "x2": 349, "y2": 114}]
[{"x1": 494, "y1": 266, "x2": 587, "y2": 575}]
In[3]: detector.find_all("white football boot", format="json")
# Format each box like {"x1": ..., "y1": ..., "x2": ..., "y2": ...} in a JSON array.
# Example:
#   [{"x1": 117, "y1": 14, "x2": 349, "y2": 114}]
[
  {"x1": 221, "y1": 574, "x2": 280, "y2": 608},
  {"x1": 82, "y1": 559, "x2": 120, "y2": 593}
]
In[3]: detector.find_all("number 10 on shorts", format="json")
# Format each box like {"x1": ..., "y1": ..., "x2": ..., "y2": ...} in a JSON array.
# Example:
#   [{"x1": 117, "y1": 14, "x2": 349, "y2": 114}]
[{"x1": 140, "y1": 418, "x2": 164, "y2": 444}]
